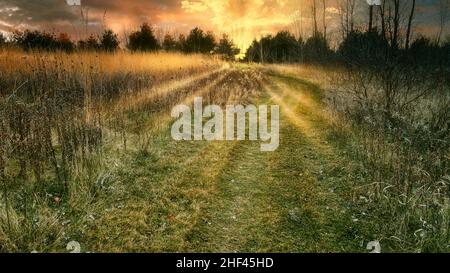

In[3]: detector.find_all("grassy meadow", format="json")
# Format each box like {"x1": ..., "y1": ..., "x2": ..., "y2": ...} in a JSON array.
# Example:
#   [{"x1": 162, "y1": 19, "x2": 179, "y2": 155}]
[{"x1": 0, "y1": 49, "x2": 449, "y2": 253}]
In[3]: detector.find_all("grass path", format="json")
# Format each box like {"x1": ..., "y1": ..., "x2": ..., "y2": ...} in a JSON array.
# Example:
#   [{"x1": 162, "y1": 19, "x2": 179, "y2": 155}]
[
  {"x1": 184, "y1": 72, "x2": 361, "y2": 252},
  {"x1": 78, "y1": 67, "x2": 363, "y2": 253}
]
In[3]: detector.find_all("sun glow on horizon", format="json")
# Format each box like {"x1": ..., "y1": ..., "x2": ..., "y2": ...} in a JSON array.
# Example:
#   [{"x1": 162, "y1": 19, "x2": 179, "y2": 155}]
[{"x1": 180, "y1": 0, "x2": 314, "y2": 52}]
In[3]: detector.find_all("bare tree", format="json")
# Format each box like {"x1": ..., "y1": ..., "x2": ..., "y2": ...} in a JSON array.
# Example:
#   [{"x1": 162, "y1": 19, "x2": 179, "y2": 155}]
[
  {"x1": 369, "y1": 4, "x2": 374, "y2": 32},
  {"x1": 405, "y1": 0, "x2": 416, "y2": 50},
  {"x1": 392, "y1": 0, "x2": 400, "y2": 49},
  {"x1": 379, "y1": 0, "x2": 406, "y2": 49},
  {"x1": 312, "y1": 0, "x2": 319, "y2": 36},
  {"x1": 80, "y1": 4, "x2": 89, "y2": 38},
  {"x1": 291, "y1": 2, "x2": 304, "y2": 38},
  {"x1": 379, "y1": 0, "x2": 387, "y2": 40},
  {"x1": 322, "y1": 0, "x2": 327, "y2": 40},
  {"x1": 102, "y1": 9, "x2": 108, "y2": 31},
  {"x1": 437, "y1": 0, "x2": 449, "y2": 44},
  {"x1": 338, "y1": 0, "x2": 356, "y2": 39}
]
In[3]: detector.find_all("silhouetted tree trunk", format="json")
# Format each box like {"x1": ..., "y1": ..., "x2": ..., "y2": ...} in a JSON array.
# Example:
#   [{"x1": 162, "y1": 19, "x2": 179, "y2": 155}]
[
  {"x1": 437, "y1": 0, "x2": 449, "y2": 44},
  {"x1": 260, "y1": 38, "x2": 264, "y2": 64},
  {"x1": 312, "y1": 0, "x2": 318, "y2": 36},
  {"x1": 405, "y1": 0, "x2": 416, "y2": 50},
  {"x1": 379, "y1": 0, "x2": 386, "y2": 40},
  {"x1": 349, "y1": 0, "x2": 355, "y2": 33},
  {"x1": 338, "y1": 0, "x2": 355, "y2": 39},
  {"x1": 369, "y1": 5, "x2": 374, "y2": 32},
  {"x1": 322, "y1": 0, "x2": 327, "y2": 40},
  {"x1": 392, "y1": 0, "x2": 400, "y2": 49}
]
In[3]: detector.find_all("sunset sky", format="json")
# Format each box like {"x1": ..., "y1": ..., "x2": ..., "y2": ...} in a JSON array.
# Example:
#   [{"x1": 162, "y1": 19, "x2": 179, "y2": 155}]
[{"x1": 0, "y1": 0, "x2": 447, "y2": 51}]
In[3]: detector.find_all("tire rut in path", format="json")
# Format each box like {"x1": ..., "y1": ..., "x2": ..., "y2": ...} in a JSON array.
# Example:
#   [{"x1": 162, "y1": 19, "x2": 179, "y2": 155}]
[{"x1": 186, "y1": 71, "x2": 358, "y2": 252}]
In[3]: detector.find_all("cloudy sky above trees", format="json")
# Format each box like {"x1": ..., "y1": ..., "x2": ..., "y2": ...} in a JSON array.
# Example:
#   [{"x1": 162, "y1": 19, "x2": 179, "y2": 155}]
[{"x1": 0, "y1": 0, "x2": 447, "y2": 50}]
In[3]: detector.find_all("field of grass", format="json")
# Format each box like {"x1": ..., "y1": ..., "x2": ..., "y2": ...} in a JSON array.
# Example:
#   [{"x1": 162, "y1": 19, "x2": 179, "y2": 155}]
[{"x1": 0, "y1": 50, "x2": 448, "y2": 253}]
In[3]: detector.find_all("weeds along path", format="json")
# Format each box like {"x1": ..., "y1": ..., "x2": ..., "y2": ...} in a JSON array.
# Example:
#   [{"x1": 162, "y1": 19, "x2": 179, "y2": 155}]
[
  {"x1": 119, "y1": 67, "x2": 227, "y2": 113},
  {"x1": 101, "y1": 68, "x2": 233, "y2": 150}
]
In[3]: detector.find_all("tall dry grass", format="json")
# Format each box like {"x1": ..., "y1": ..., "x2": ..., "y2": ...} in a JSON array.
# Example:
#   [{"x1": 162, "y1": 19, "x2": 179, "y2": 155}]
[
  {"x1": 0, "y1": 49, "x2": 222, "y2": 252},
  {"x1": 271, "y1": 64, "x2": 450, "y2": 252}
]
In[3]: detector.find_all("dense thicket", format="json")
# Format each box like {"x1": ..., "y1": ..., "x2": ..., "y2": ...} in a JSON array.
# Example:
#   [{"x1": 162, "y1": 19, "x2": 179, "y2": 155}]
[{"x1": 244, "y1": 29, "x2": 450, "y2": 67}]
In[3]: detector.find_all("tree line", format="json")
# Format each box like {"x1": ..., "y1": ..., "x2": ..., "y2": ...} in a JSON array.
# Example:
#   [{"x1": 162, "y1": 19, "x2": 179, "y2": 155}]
[
  {"x1": 0, "y1": 23, "x2": 240, "y2": 60},
  {"x1": 243, "y1": 28, "x2": 450, "y2": 67},
  {"x1": 244, "y1": 0, "x2": 450, "y2": 67},
  {"x1": 1, "y1": 0, "x2": 449, "y2": 66}
]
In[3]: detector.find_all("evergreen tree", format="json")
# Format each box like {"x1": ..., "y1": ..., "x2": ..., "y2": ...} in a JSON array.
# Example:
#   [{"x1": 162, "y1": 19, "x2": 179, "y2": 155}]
[
  {"x1": 214, "y1": 34, "x2": 240, "y2": 60},
  {"x1": 101, "y1": 29, "x2": 120, "y2": 52},
  {"x1": 128, "y1": 23, "x2": 159, "y2": 52},
  {"x1": 162, "y1": 34, "x2": 178, "y2": 51},
  {"x1": 183, "y1": 27, "x2": 216, "y2": 53}
]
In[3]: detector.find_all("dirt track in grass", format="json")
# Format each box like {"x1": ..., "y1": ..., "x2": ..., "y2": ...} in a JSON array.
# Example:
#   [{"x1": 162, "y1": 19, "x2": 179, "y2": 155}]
[{"x1": 79, "y1": 67, "x2": 363, "y2": 252}]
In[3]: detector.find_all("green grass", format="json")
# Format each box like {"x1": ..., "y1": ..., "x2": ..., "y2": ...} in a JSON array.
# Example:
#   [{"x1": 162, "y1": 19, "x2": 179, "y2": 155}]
[
  {"x1": 4, "y1": 65, "x2": 441, "y2": 253},
  {"x1": 72, "y1": 69, "x2": 367, "y2": 253}
]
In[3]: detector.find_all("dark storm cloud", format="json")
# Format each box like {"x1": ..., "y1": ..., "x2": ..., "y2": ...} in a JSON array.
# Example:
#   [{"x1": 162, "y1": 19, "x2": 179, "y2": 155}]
[
  {"x1": 0, "y1": 0, "x2": 183, "y2": 31},
  {"x1": 81, "y1": 0, "x2": 182, "y2": 20},
  {"x1": 83, "y1": 0, "x2": 179, "y2": 9},
  {"x1": 0, "y1": 0, "x2": 78, "y2": 26}
]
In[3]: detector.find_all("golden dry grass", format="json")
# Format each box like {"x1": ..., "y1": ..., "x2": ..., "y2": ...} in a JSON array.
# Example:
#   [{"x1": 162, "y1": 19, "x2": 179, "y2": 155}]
[{"x1": 0, "y1": 49, "x2": 221, "y2": 76}]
